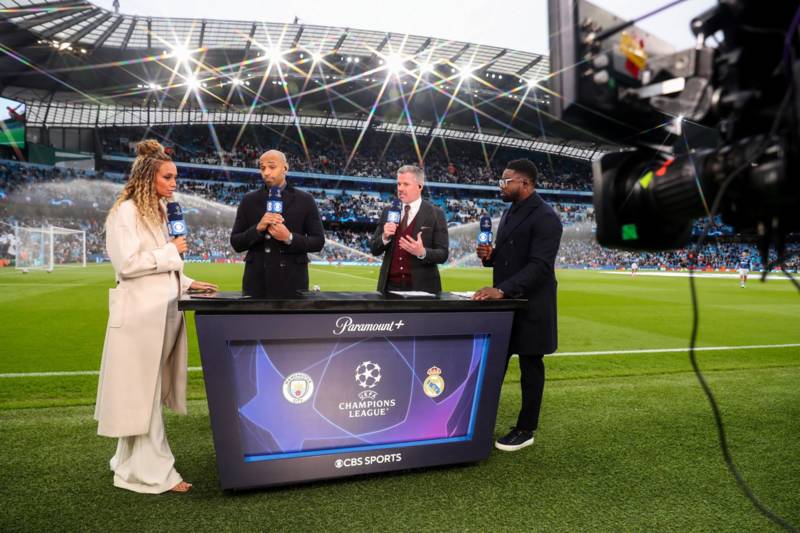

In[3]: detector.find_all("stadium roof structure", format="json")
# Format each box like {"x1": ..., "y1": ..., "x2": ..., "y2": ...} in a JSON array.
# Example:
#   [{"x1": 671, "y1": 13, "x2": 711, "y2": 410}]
[{"x1": 0, "y1": 0, "x2": 610, "y2": 159}]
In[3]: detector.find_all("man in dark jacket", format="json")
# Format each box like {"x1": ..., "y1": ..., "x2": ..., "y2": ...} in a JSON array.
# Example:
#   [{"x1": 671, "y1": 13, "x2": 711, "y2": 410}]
[
  {"x1": 370, "y1": 165, "x2": 448, "y2": 293},
  {"x1": 474, "y1": 159, "x2": 563, "y2": 451},
  {"x1": 230, "y1": 150, "x2": 325, "y2": 297}
]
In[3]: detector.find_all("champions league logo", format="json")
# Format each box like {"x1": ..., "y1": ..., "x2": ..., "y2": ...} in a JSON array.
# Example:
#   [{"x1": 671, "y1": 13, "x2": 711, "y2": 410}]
[
  {"x1": 338, "y1": 361, "x2": 396, "y2": 418},
  {"x1": 422, "y1": 366, "x2": 445, "y2": 398},
  {"x1": 282, "y1": 372, "x2": 314, "y2": 404},
  {"x1": 355, "y1": 361, "x2": 381, "y2": 389}
]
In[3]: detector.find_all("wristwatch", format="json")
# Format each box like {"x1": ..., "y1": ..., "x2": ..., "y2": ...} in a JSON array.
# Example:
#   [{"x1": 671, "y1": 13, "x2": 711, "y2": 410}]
[
  {"x1": 496, "y1": 288, "x2": 504, "y2": 297},
  {"x1": 285, "y1": 233, "x2": 293, "y2": 245}
]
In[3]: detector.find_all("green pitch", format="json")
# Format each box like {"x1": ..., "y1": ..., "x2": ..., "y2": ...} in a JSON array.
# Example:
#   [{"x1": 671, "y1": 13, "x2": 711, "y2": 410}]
[{"x1": 1, "y1": 264, "x2": 798, "y2": 531}]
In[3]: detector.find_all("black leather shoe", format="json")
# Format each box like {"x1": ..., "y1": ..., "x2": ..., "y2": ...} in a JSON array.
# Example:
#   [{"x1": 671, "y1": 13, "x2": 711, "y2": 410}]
[{"x1": 495, "y1": 427, "x2": 535, "y2": 451}]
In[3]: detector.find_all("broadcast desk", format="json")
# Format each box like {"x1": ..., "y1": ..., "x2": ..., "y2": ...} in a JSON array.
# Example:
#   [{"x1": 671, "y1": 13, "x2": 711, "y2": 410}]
[{"x1": 179, "y1": 291, "x2": 524, "y2": 490}]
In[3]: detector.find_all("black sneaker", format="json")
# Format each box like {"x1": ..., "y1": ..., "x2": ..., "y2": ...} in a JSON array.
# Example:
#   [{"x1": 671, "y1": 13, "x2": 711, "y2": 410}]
[{"x1": 495, "y1": 427, "x2": 535, "y2": 452}]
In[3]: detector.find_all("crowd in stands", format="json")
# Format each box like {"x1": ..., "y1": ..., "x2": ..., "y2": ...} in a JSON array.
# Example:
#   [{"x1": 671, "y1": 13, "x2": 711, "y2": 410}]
[
  {"x1": 2, "y1": 157, "x2": 798, "y2": 272},
  {"x1": 102, "y1": 126, "x2": 593, "y2": 190},
  {"x1": 556, "y1": 239, "x2": 800, "y2": 271},
  {"x1": 0, "y1": 161, "x2": 111, "y2": 199}
]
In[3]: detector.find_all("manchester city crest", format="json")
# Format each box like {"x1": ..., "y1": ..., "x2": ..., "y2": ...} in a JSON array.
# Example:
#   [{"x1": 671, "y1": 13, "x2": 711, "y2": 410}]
[
  {"x1": 423, "y1": 366, "x2": 445, "y2": 398},
  {"x1": 282, "y1": 372, "x2": 314, "y2": 404}
]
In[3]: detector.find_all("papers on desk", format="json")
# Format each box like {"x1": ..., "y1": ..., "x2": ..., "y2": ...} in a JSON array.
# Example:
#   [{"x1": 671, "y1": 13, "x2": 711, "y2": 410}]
[
  {"x1": 450, "y1": 291, "x2": 476, "y2": 299},
  {"x1": 388, "y1": 290, "x2": 437, "y2": 298}
]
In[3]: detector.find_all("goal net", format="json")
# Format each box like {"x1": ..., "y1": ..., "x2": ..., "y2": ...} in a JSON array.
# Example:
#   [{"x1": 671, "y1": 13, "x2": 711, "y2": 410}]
[{"x1": 14, "y1": 225, "x2": 86, "y2": 271}]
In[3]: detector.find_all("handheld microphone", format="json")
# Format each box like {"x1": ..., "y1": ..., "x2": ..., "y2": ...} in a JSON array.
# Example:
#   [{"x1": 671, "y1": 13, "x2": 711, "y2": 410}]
[
  {"x1": 478, "y1": 215, "x2": 492, "y2": 245},
  {"x1": 387, "y1": 199, "x2": 401, "y2": 224},
  {"x1": 166, "y1": 201, "x2": 188, "y2": 237},
  {"x1": 266, "y1": 186, "x2": 284, "y2": 214}
]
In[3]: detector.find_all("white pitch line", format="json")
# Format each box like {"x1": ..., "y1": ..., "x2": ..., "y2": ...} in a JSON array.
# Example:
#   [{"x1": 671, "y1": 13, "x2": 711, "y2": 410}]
[
  {"x1": 601, "y1": 271, "x2": 793, "y2": 280},
  {"x1": 3, "y1": 343, "x2": 799, "y2": 378},
  {"x1": 308, "y1": 265, "x2": 378, "y2": 282},
  {"x1": 544, "y1": 343, "x2": 800, "y2": 357}
]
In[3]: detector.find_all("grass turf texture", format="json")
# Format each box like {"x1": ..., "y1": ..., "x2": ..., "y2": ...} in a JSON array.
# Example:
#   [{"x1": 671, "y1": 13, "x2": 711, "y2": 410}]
[{"x1": 1, "y1": 265, "x2": 798, "y2": 531}]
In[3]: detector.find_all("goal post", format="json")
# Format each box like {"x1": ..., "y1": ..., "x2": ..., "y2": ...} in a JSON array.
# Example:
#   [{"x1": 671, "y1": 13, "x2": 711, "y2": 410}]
[{"x1": 14, "y1": 224, "x2": 86, "y2": 271}]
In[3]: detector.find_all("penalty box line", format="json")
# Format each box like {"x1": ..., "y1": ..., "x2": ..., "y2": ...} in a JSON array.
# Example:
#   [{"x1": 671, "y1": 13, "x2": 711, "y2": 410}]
[{"x1": 3, "y1": 343, "x2": 800, "y2": 378}]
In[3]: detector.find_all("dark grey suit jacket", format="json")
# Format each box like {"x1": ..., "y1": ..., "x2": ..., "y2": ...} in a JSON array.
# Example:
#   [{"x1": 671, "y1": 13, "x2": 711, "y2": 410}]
[
  {"x1": 369, "y1": 200, "x2": 449, "y2": 293},
  {"x1": 482, "y1": 192, "x2": 562, "y2": 355}
]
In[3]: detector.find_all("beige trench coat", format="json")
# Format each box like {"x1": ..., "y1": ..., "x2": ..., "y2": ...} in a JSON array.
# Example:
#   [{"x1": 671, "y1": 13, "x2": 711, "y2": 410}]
[{"x1": 94, "y1": 199, "x2": 194, "y2": 437}]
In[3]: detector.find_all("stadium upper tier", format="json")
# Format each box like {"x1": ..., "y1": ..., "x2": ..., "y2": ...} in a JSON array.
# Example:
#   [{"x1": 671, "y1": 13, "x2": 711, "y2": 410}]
[
  {"x1": 0, "y1": 0, "x2": 549, "y2": 81},
  {"x1": 0, "y1": 1, "x2": 611, "y2": 156},
  {"x1": 99, "y1": 125, "x2": 595, "y2": 191}
]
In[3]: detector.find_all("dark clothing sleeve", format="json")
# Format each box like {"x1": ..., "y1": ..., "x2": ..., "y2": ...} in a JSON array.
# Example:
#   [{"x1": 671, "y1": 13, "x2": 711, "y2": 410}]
[
  {"x1": 284, "y1": 197, "x2": 325, "y2": 254},
  {"x1": 419, "y1": 205, "x2": 448, "y2": 265},
  {"x1": 369, "y1": 209, "x2": 390, "y2": 256},
  {"x1": 230, "y1": 197, "x2": 265, "y2": 253},
  {"x1": 496, "y1": 210, "x2": 563, "y2": 297}
]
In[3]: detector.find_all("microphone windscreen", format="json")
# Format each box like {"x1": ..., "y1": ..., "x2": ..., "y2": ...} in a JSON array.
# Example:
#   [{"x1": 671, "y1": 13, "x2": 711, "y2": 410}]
[
  {"x1": 167, "y1": 202, "x2": 182, "y2": 219},
  {"x1": 477, "y1": 215, "x2": 492, "y2": 245},
  {"x1": 166, "y1": 202, "x2": 187, "y2": 236},
  {"x1": 267, "y1": 187, "x2": 284, "y2": 213},
  {"x1": 387, "y1": 199, "x2": 402, "y2": 224}
]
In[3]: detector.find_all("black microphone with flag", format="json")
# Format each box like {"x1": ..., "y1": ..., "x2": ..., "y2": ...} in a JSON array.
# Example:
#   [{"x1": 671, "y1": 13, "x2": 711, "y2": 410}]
[
  {"x1": 387, "y1": 199, "x2": 401, "y2": 224},
  {"x1": 267, "y1": 186, "x2": 283, "y2": 214},
  {"x1": 166, "y1": 201, "x2": 188, "y2": 237},
  {"x1": 478, "y1": 214, "x2": 492, "y2": 245}
]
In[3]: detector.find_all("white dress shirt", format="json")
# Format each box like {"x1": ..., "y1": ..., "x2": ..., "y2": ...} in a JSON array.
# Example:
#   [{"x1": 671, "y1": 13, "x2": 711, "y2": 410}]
[{"x1": 382, "y1": 197, "x2": 426, "y2": 258}]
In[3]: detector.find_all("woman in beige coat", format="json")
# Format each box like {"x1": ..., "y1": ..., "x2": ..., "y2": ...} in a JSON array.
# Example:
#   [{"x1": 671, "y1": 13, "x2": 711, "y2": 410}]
[{"x1": 95, "y1": 139, "x2": 216, "y2": 494}]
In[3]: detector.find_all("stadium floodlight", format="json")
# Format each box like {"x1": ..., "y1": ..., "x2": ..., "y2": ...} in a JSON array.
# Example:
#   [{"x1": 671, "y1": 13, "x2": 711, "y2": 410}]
[
  {"x1": 259, "y1": 46, "x2": 283, "y2": 63},
  {"x1": 147, "y1": 82, "x2": 158, "y2": 90},
  {"x1": 171, "y1": 44, "x2": 192, "y2": 64},
  {"x1": 458, "y1": 64, "x2": 474, "y2": 80},
  {"x1": 384, "y1": 53, "x2": 405, "y2": 74},
  {"x1": 186, "y1": 76, "x2": 201, "y2": 90},
  {"x1": 310, "y1": 51, "x2": 323, "y2": 63},
  {"x1": 232, "y1": 78, "x2": 244, "y2": 86},
  {"x1": 526, "y1": 77, "x2": 542, "y2": 88},
  {"x1": 420, "y1": 62, "x2": 435, "y2": 74}
]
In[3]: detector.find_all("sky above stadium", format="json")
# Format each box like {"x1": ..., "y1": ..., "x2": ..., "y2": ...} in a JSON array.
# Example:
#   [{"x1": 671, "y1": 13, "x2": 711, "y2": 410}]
[{"x1": 90, "y1": 0, "x2": 715, "y2": 54}]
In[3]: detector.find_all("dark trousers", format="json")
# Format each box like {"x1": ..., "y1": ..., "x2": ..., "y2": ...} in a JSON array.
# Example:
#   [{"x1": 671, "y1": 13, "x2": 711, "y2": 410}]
[{"x1": 504, "y1": 353, "x2": 545, "y2": 432}]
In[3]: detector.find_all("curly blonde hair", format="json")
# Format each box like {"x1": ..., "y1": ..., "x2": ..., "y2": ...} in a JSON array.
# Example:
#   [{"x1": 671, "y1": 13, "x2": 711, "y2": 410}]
[{"x1": 108, "y1": 139, "x2": 172, "y2": 227}]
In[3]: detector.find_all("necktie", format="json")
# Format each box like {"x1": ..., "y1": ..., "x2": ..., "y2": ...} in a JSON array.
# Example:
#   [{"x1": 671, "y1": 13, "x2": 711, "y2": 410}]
[{"x1": 399, "y1": 204, "x2": 411, "y2": 232}]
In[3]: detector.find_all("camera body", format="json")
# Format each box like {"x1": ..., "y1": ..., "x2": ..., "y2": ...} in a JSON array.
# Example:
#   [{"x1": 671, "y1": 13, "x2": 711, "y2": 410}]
[{"x1": 548, "y1": 0, "x2": 800, "y2": 262}]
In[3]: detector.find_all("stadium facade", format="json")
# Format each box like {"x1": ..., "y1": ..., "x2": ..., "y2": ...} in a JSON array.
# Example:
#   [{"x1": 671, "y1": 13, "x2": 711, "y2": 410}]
[{"x1": 1, "y1": 1, "x2": 796, "y2": 272}]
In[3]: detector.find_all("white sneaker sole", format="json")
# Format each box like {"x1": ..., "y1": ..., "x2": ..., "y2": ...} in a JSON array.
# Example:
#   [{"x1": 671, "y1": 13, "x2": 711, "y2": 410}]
[{"x1": 495, "y1": 436, "x2": 534, "y2": 452}]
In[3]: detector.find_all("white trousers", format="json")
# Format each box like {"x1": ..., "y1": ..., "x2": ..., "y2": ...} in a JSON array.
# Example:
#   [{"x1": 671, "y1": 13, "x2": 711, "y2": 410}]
[{"x1": 110, "y1": 284, "x2": 183, "y2": 494}]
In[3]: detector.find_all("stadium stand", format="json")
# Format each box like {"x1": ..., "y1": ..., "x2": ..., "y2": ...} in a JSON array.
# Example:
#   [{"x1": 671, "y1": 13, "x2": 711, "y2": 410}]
[{"x1": 1, "y1": 157, "x2": 796, "y2": 271}]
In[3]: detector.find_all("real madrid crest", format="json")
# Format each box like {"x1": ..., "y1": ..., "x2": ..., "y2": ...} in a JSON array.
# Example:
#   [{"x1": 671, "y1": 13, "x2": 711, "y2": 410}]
[{"x1": 423, "y1": 366, "x2": 445, "y2": 398}]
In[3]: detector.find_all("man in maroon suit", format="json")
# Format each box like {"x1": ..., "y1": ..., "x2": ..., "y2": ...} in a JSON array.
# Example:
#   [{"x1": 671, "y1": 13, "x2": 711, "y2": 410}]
[{"x1": 370, "y1": 165, "x2": 449, "y2": 293}]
